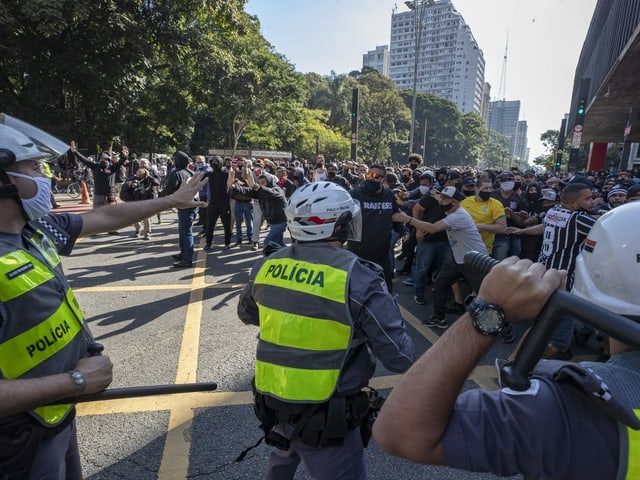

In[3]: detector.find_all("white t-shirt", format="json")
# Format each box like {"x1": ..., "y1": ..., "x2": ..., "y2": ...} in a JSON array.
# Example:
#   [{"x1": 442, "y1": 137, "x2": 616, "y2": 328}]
[{"x1": 442, "y1": 206, "x2": 489, "y2": 264}]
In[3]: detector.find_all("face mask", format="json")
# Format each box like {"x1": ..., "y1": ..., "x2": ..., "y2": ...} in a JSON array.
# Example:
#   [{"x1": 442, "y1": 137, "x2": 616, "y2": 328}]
[
  {"x1": 463, "y1": 189, "x2": 475, "y2": 197},
  {"x1": 6, "y1": 172, "x2": 52, "y2": 221},
  {"x1": 327, "y1": 171, "x2": 336, "y2": 178},
  {"x1": 211, "y1": 163, "x2": 220, "y2": 171},
  {"x1": 478, "y1": 191, "x2": 491, "y2": 201},
  {"x1": 363, "y1": 179, "x2": 382, "y2": 193},
  {"x1": 501, "y1": 181, "x2": 515, "y2": 191},
  {"x1": 527, "y1": 192, "x2": 541, "y2": 203},
  {"x1": 401, "y1": 175, "x2": 410, "y2": 183},
  {"x1": 514, "y1": 182, "x2": 522, "y2": 191},
  {"x1": 409, "y1": 164, "x2": 418, "y2": 170},
  {"x1": 443, "y1": 201, "x2": 456, "y2": 212},
  {"x1": 419, "y1": 185, "x2": 429, "y2": 195}
]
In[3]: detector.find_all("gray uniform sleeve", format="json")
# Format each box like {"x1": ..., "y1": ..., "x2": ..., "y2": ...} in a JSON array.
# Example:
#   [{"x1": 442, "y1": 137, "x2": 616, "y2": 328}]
[
  {"x1": 442, "y1": 378, "x2": 619, "y2": 480},
  {"x1": 348, "y1": 260, "x2": 415, "y2": 373}
]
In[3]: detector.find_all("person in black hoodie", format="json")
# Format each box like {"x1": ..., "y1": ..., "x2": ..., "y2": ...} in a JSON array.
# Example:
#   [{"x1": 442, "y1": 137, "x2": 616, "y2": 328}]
[
  {"x1": 162, "y1": 151, "x2": 198, "y2": 267},
  {"x1": 203, "y1": 156, "x2": 232, "y2": 251},
  {"x1": 229, "y1": 166, "x2": 287, "y2": 249},
  {"x1": 348, "y1": 163, "x2": 408, "y2": 292}
]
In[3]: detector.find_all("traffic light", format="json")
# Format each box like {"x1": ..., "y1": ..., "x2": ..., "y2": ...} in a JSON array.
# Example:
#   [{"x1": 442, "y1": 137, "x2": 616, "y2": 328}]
[{"x1": 577, "y1": 98, "x2": 586, "y2": 116}]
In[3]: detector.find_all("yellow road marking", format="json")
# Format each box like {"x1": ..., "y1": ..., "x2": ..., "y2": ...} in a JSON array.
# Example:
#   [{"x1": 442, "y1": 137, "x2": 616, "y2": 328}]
[{"x1": 158, "y1": 249, "x2": 207, "y2": 479}]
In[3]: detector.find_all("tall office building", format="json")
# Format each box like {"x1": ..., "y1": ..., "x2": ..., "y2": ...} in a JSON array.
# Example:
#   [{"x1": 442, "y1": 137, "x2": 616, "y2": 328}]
[
  {"x1": 363, "y1": 45, "x2": 390, "y2": 78},
  {"x1": 487, "y1": 100, "x2": 521, "y2": 158},
  {"x1": 515, "y1": 120, "x2": 529, "y2": 162},
  {"x1": 389, "y1": 0, "x2": 485, "y2": 114}
]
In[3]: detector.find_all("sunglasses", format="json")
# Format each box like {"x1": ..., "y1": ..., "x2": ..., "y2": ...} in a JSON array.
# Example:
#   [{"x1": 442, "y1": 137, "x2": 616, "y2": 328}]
[{"x1": 366, "y1": 172, "x2": 384, "y2": 180}]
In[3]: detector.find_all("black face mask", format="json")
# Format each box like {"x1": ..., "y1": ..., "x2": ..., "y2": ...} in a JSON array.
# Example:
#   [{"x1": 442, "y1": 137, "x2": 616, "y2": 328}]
[
  {"x1": 514, "y1": 182, "x2": 522, "y2": 191},
  {"x1": 327, "y1": 171, "x2": 336, "y2": 178},
  {"x1": 363, "y1": 179, "x2": 382, "y2": 193},
  {"x1": 478, "y1": 191, "x2": 491, "y2": 201},
  {"x1": 100, "y1": 160, "x2": 109, "y2": 170},
  {"x1": 527, "y1": 192, "x2": 540, "y2": 203},
  {"x1": 401, "y1": 175, "x2": 410, "y2": 183},
  {"x1": 443, "y1": 201, "x2": 456, "y2": 212},
  {"x1": 409, "y1": 163, "x2": 418, "y2": 170},
  {"x1": 463, "y1": 189, "x2": 475, "y2": 197}
]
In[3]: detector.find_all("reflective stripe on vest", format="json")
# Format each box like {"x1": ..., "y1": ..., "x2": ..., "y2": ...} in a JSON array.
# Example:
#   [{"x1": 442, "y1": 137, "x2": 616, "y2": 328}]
[
  {"x1": 253, "y1": 254, "x2": 353, "y2": 403},
  {"x1": 0, "y1": 242, "x2": 84, "y2": 426},
  {"x1": 624, "y1": 409, "x2": 640, "y2": 479}
]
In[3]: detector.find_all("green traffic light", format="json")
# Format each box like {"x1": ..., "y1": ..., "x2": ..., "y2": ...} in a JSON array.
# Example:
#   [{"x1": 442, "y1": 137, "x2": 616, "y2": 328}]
[{"x1": 577, "y1": 108, "x2": 585, "y2": 115}]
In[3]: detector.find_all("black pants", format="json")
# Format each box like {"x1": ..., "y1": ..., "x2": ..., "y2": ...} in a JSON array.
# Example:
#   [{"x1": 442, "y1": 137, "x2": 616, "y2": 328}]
[
  {"x1": 432, "y1": 259, "x2": 484, "y2": 317},
  {"x1": 205, "y1": 202, "x2": 232, "y2": 246}
]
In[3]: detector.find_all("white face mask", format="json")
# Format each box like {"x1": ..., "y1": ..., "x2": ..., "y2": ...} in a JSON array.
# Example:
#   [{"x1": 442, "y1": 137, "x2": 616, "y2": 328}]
[
  {"x1": 419, "y1": 186, "x2": 429, "y2": 195},
  {"x1": 501, "y1": 181, "x2": 515, "y2": 191},
  {"x1": 6, "y1": 171, "x2": 52, "y2": 220}
]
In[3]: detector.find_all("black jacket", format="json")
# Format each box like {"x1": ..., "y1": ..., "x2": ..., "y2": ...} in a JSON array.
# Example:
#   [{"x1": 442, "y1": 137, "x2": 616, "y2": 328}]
[{"x1": 233, "y1": 173, "x2": 287, "y2": 224}]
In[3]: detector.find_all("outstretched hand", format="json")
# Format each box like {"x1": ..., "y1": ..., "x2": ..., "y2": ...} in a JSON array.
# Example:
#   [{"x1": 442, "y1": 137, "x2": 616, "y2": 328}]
[
  {"x1": 170, "y1": 173, "x2": 208, "y2": 208},
  {"x1": 477, "y1": 257, "x2": 566, "y2": 323}
]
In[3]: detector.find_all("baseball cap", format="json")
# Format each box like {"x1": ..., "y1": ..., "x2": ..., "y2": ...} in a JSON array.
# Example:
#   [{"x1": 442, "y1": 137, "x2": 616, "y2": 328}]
[
  {"x1": 419, "y1": 171, "x2": 434, "y2": 181},
  {"x1": 538, "y1": 189, "x2": 557, "y2": 202},
  {"x1": 561, "y1": 175, "x2": 594, "y2": 189},
  {"x1": 445, "y1": 171, "x2": 461, "y2": 182},
  {"x1": 440, "y1": 186, "x2": 465, "y2": 201},
  {"x1": 498, "y1": 171, "x2": 514, "y2": 180},
  {"x1": 462, "y1": 177, "x2": 476, "y2": 187}
]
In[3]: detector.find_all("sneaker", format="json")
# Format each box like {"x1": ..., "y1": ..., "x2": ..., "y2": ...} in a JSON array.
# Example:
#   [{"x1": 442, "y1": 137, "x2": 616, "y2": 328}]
[
  {"x1": 134, "y1": 230, "x2": 140, "y2": 238},
  {"x1": 203, "y1": 243, "x2": 212, "y2": 251},
  {"x1": 403, "y1": 277, "x2": 415, "y2": 286},
  {"x1": 395, "y1": 268, "x2": 411, "y2": 276},
  {"x1": 495, "y1": 358, "x2": 508, "y2": 388},
  {"x1": 173, "y1": 260, "x2": 193, "y2": 268},
  {"x1": 500, "y1": 324, "x2": 515, "y2": 344},
  {"x1": 143, "y1": 234, "x2": 150, "y2": 240},
  {"x1": 251, "y1": 242, "x2": 260, "y2": 251},
  {"x1": 423, "y1": 314, "x2": 448, "y2": 329},
  {"x1": 235, "y1": 240, "x2": 242, "y2": 247},
  {"x1": 172, "y1": 254, "x2": 183, "y2": 261},
  {"x1": 445, "y1": 302, "x2": 465, "y2": 314},
  {"x1": 223, "y1": 244, "x2": 231, "y2": 251},
  {"x1": 413, "y1": 295, "x2": 425, "y2": 305}
]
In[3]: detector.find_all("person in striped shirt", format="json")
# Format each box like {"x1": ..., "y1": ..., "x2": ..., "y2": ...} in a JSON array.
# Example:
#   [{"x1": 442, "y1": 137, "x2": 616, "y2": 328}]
[{"x1": 507, "y1": 182, "x2": 596, "y2": 358}]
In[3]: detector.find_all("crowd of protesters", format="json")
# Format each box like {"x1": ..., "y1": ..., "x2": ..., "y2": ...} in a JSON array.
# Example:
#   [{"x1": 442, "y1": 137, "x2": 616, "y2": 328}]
[{"x1": 51, "y1": 146, "x2": 640, "y2": 353}]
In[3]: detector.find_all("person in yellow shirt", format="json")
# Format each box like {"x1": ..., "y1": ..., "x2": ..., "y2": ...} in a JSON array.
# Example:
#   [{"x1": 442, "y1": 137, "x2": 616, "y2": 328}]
[{"x1": 460, "y1": 176, "x2": 506, "y2": 255}]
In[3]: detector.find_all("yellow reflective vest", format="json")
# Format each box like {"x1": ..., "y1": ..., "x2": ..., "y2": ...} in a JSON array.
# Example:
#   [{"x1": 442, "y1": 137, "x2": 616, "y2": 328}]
[
  {"x1": 624, "y1": 410, "x2": 640, "y2": 479},
  {"x1": 252, "y1": 245, "x2": 357, "y2": 403},
  {"x1": 0, "y1": 228, "x2": 88, "y2": 427}
]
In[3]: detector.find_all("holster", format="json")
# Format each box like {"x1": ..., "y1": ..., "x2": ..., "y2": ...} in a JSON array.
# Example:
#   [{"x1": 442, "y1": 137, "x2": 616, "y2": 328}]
[{"x1": 0, "y1": 413, "x2": 73, "y2": 480}]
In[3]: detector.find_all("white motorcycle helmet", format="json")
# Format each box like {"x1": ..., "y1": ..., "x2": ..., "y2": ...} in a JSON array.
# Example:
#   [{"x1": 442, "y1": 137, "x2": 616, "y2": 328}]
[
  {"x1": 286, "y1": 182, "x2": 362, "y2": 242},
  {"x1": 572, "y1": 202, "x2": 640, "y2": 319},
  {"x1": 0, "y1": 124, "x2": 51, "y2": 167}
]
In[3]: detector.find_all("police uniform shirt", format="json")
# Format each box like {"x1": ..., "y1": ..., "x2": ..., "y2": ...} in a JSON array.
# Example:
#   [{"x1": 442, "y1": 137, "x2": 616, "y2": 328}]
[{"x1": 440, "y1": 355, "x2": 640, "y2": 480}]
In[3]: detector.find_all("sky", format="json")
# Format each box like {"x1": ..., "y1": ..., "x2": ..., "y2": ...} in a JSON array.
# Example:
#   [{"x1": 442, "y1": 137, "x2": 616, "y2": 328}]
[{"x1": 245, "y1": 0, "x2": 599, "y2": 162}]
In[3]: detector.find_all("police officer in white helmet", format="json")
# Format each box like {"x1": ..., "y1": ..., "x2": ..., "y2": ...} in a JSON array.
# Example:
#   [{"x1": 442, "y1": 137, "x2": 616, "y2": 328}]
[
  {"x1": 374, "y1": 202, "x2": 640, "y2": 479},
  {"x1": 238, "y1": 181, "x2": 415, "y2": 479}
]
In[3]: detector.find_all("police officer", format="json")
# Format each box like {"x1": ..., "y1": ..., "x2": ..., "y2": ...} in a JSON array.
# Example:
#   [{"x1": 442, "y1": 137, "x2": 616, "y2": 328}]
[
  {"x1": 374, "y1": 202, "x2": 640, "y2": 480},
  {"x1": 237, "y1": 182, "x2": 415, "y2": 480},
  {"x1": 0, "y1": 124, "x2": 207, "y2": 479}
]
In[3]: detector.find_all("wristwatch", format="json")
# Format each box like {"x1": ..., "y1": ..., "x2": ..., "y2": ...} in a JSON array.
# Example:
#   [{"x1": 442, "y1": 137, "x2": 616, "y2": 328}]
[
  {"x1": 464, "y1": 295, "x2": 507, "y2": 336},
  {"x1": 68, "y1": 370, "x2": 87, "y2": 394}
]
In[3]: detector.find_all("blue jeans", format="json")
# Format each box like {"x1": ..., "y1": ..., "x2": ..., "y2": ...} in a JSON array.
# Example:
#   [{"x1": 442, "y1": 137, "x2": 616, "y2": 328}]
[
  {"x1": 264, "y1": 222, "x2": 287, "y2": 248},
  {"x1": 178, "y1": 207, "x2": 197, "y2": 262},
  {"x1": 414, "y1": 240, "x2": 451, "y2": 297},
  {"x1": 235, "y1": 202, "x2": 254, "y2": 242},
  {"x1": 492, "y1": 234, "x2": 521, "y2": 260}
]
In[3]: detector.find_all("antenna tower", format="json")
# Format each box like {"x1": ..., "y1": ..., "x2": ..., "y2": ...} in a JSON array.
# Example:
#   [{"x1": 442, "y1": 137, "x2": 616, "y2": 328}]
[{"x1": 497, "y1": 33, "x2": 509, "y2": 101}]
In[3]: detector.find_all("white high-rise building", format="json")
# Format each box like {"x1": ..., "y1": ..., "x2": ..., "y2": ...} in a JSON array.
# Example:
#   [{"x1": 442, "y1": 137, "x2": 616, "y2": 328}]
[
  {"x1": 487, "y1": 100, "x2": 521, "y2": 157},
  {"x1": 363, "y1": 45, "x2": 390, "y2": 78},
  {"x1": 389, "y1": 0, "x2": 485, "y2": 114}
]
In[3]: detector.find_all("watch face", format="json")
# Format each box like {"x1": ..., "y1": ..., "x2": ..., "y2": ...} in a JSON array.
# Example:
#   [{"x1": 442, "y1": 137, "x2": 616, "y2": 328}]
[{"x1": 480, "y1": 308, "x2": 504, "y2": 331}]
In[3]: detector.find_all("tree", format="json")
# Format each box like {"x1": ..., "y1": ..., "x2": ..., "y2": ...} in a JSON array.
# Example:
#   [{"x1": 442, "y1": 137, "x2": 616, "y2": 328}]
[
  {"x1": 454, "y1": 112, "x2": 488, "y2": 167},
  {"x1": 355, "y1": 71, "x2": 410, "y2": 162}
]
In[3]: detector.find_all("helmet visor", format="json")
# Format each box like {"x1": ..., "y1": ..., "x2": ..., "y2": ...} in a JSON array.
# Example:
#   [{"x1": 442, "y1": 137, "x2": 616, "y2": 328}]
[{"x1": 347, "y1": 200, "x2": 362, "y2": 242}]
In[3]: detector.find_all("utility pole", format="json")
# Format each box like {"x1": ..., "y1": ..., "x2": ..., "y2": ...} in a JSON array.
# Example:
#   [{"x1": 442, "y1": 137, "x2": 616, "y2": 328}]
[
  {"x1": 406, "y1": 0, "x2": 430, "y2": 155},
  {"x1": 350, "y1": 88, "x2": 359, "y2": 162}
]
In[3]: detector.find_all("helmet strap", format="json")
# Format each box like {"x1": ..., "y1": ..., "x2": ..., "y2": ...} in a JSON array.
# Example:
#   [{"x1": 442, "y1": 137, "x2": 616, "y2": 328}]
[{"x1": 0, "y1": 168, "x2": 30, "y2": 221}]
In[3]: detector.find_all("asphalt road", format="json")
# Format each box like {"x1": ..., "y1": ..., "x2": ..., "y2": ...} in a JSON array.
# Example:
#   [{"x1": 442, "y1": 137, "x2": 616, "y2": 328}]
[{"x1": 52, "y1": 193, "x2": 595, "y2": 479}]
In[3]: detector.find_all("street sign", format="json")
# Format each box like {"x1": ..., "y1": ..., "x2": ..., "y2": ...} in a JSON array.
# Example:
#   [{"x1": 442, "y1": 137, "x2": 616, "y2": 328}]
[
  {"x1": 574, "y1": 124, "x2": 583, "y2": 132},
  {"x1": 571, "y1": 131, "x2": 582, "y2": 148}
]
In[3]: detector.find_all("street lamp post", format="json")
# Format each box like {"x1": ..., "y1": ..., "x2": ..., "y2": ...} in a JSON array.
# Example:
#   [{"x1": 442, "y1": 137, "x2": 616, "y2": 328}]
[{"x1": 406, "y1": 0, "x2": 430, "y2": 155}]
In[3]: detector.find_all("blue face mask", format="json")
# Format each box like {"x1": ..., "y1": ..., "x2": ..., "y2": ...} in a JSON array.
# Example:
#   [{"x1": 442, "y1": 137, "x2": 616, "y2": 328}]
[{"x1": 6, "y1": 171, "x2": 52, "y2": 220}]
